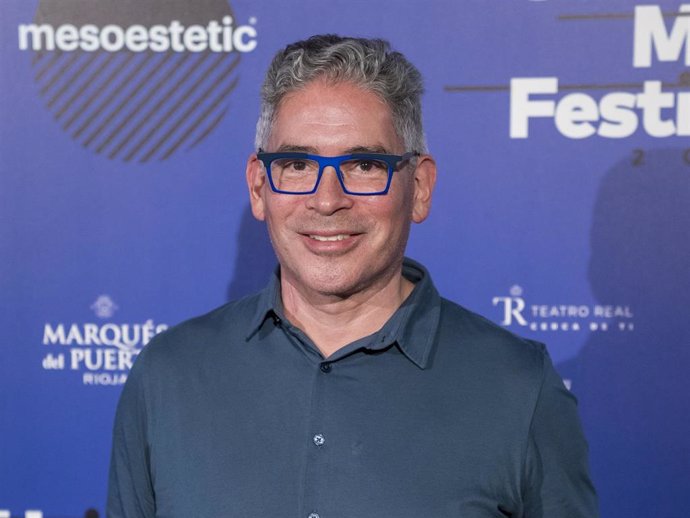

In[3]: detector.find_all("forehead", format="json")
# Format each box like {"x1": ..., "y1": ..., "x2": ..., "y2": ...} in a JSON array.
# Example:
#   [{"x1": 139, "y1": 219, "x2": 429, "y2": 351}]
[{"x1": 267, "y1": 80, "x2": 402, "y2": 153}]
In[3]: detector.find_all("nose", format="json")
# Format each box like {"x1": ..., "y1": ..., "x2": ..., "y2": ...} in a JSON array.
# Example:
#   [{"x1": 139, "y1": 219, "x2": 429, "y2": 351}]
[{"x1": 305, "y1": 166, "x2": 354, "y2": 214}]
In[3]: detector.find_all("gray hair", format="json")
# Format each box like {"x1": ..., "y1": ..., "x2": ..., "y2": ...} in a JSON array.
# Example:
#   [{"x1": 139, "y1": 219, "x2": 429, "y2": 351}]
[{"x1": 255, "y1": 34, "x2": 428, "y2": 153}]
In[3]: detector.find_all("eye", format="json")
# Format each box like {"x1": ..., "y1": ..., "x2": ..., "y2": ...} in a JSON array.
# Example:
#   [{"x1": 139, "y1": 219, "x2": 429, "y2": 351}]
[
  {"x1": 287, "y1": 160, "x2": 307, "y2": 171},
  {"x1": 349, "y1": 159, "x2": 387, "y2": 174},
  {"x1": 273, "y1": 158, "x2": 315, "y2": 173},
  {"x1": 356, "y1": 160, "x2": 375, "y2": 172}
]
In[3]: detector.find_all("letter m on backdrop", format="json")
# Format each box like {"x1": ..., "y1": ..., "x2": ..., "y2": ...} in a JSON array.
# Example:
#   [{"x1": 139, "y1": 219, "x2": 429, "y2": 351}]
[{"x1": 634, "y1": 4, "x2": 690, "y2": 67}]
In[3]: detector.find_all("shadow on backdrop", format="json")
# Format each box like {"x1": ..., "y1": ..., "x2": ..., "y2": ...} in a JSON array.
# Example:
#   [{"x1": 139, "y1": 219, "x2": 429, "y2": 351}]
[
  {"x1": 558, "y1": 148, "x2": 690, "y2": 518},
  {"x1": 226, "y1": 204, "x2": 277, "y2": 301}
]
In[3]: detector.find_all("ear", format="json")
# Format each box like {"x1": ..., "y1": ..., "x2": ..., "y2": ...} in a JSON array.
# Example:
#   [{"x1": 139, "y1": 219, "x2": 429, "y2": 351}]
[
  {"x1": 246, "y1": 153, "x2": 267, "y2": 221},
  {"x1": 411, "y1": 154, "x2": 437, "y2": 223}
]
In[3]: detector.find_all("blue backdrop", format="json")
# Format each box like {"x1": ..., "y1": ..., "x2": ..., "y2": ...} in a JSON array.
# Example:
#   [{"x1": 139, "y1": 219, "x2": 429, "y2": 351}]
[{"x1": 1, "y1": 1, "x2": 688, "y2": 516}]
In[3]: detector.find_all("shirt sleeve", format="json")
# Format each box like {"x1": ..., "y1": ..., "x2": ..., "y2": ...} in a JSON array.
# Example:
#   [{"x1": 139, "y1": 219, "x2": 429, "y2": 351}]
[
  {"x1": 523, "y1": 346, "x2": 599, "y2": 518},
  {"x1": 107, "y1": 347, "x2": 156, "y2": 518}
]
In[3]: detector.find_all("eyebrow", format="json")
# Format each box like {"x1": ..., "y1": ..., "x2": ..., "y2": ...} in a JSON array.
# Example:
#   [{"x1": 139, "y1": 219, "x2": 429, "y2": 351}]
[
  {"x1": 273, "y1": 144, "x2": 394, "y2": 155},
  {"x1": 343, "y1": 145, "x2": 392, "y2": 155},
  {"x1": 274, "y1": 144, "x2": 319, "y2": 153}
]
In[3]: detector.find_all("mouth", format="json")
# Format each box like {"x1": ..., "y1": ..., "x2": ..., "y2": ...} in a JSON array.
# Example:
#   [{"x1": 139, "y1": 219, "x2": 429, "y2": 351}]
[
  {"x1": 307, "y1": 234, "x2": 353, "y2": 242},
  {"x1": 298, "y1": 231, "x2": 363, "y2": 254}
]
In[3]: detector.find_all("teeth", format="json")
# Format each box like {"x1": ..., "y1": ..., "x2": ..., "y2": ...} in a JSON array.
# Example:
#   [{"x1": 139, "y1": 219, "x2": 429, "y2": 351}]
[{"x1": 309, "y1": 234, "x2": 350, "y2": 242}]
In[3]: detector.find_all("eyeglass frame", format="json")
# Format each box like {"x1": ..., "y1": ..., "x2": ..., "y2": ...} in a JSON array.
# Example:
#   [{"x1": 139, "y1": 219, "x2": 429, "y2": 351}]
[{"x1": 256, "y1": 149, "x2": 420, "y2": 196}]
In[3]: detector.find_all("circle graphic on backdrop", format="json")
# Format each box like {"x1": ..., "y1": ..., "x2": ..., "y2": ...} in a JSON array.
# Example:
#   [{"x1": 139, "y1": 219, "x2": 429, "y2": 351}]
[{"x1": 29, "y1": 0, "x2": 249, "y2": 162}]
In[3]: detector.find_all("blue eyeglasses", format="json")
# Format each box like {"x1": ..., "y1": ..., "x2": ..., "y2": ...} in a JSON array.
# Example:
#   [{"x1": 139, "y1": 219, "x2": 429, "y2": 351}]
[{"x1": 256, "y1": 150, "x2": 419, "y2": 195}]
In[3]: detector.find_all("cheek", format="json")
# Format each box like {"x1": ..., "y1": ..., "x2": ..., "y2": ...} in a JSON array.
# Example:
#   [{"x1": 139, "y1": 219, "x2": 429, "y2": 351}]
[
  {"x1": 371, "y1": 205, "x2": 409, "y2": 243},
  {"x1": 264, "y1": 200, "x2": 298, "y2": 244},
  {"x1": 383, "y1": 188, "x2": 414, "y2": 225},
  {"x1": 382, "y1": 194, "x2": 414, "y2": 243},
  {"x1": 388, "y1": 174, "x2": 414, "y2": 207}
]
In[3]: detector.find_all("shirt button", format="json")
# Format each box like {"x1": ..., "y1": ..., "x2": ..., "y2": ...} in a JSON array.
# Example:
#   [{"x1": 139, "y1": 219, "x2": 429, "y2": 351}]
[
  {"x1": 320, "y1": 363, "x2": 332, "y2": 373},
  {"x1": 313, "y1": 434, "x2": 325, "y2": 446},
  {"x1": 308, "y1": 513, "x2": 320, "y2": 518}
]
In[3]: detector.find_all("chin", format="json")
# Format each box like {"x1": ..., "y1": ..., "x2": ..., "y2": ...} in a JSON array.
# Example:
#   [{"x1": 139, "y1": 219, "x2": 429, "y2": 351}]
[
  {"x1": 318, "y1": 265, "x2": 402, "y2": 299},
  {"x1": 302, "y1": 269, "x2": 359, "y2": 297}
]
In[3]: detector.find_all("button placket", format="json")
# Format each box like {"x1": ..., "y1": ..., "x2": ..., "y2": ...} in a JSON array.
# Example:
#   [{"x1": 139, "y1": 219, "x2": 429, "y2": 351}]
[{"x1": 302, "y1": 358, "x2": 337, "y2": 518}]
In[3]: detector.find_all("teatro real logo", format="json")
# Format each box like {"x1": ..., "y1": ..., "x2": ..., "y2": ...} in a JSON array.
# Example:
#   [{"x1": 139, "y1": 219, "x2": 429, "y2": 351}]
[
  {"x1": 492, "y1": 285, "x2": 635, "y2": 333},
  {"x1": 18, "y1": 0, "x2": 257, "y2": 163},
  {"x1": 41, "y1": 295, "x2": 168, "y2": 386}
]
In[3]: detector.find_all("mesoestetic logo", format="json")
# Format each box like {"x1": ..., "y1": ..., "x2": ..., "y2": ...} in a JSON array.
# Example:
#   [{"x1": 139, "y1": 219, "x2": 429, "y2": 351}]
[
  {"x1": 18, "y1": 15, "x2": 257, "y2": 53},
  {"x1": 510, "y1": 4, "x2": 689, "y2": 139},
  {"x1": 17, "y1": 0, "x2": 257, "y2": 162}
]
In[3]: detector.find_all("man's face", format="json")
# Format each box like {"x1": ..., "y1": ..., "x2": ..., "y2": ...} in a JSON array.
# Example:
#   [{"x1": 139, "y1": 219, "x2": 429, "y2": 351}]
[{"x1": 246, "y1": 80, "x2": 435, "y2": 299}]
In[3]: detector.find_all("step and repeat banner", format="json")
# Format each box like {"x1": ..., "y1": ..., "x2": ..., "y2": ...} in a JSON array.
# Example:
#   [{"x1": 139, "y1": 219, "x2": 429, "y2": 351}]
[{"x1": 1, "y1": 1, "x2": 688, "y2": 516}]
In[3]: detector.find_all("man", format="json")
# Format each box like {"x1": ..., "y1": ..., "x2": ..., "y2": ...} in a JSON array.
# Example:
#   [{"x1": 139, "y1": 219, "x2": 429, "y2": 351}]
[{"x1": 108, "y1": 35, "x2": 599, "y2": 518}]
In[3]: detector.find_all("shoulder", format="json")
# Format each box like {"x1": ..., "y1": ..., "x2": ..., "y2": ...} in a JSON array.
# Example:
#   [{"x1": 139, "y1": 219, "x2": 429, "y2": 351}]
[
  {"x1": 436, "y1": 297, "x2": 547, "y2": 381},
  {"x1": 138, "y1": 292, "x2": 263, "y2": 367}
]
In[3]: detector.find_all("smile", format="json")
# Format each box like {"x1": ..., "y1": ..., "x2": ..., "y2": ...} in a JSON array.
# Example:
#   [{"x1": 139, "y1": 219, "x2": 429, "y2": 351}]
[{"x1": 308, "y1": 234, "x2": 352, "y2": 242}]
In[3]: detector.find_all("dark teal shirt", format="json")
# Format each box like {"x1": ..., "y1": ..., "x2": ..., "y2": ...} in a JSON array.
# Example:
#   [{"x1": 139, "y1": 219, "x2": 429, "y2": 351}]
[{"x1": 108, "y1": 258, "x2": 598, "y2": 518}]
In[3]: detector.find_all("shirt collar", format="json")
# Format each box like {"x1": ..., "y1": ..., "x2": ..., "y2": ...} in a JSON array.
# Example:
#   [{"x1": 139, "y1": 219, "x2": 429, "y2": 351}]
[
  {"x1": 388, "y1": 258, "x2": 442, "y2": 369},
  {"x1": 245, "y1": 257, "x2": 442, "y2": 369},
  {"x1": 246, "y1": 266, "x2": 282, "y2": 339}
]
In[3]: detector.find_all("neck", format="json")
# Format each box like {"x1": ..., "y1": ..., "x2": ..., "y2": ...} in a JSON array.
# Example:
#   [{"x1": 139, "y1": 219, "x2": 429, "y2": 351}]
[{"x1": 280, "y1": 269, "x2": 414, "y2": 358}]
